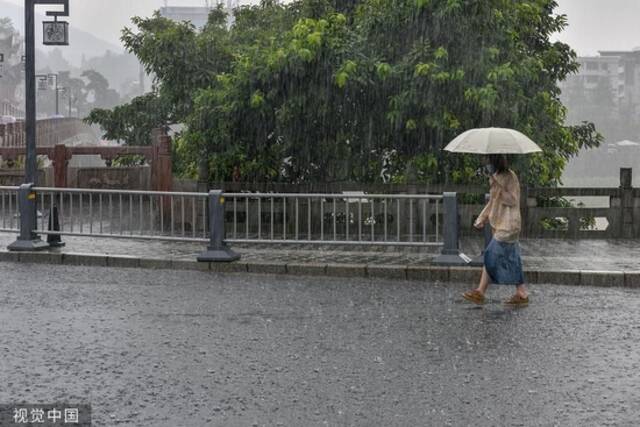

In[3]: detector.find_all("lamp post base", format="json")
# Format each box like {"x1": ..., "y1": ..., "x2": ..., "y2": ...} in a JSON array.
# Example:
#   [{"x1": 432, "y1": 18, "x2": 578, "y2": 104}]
[
  {"x1": 8, "y1": 238, "x2": 50, "y2": 252},
  {"x1": 197, "y1": 247, "x2": 240, "y2": 262}
]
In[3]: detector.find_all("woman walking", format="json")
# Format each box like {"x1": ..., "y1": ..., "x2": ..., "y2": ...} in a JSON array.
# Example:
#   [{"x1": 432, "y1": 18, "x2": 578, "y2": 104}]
[{"x1": 463, "y1": 154, "x2": 529, "y2": 306}]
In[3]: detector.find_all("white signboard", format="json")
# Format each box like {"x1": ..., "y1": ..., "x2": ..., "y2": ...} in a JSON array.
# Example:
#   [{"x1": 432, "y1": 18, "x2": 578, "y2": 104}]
[{"x1": 43, "y1": 21, "x2": 68, "y2": 46}]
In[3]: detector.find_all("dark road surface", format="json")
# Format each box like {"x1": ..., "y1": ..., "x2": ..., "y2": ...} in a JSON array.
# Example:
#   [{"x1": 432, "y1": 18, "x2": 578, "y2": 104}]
[{"x1": 1, "y1": 262, "x2": 639, "y2": 426}]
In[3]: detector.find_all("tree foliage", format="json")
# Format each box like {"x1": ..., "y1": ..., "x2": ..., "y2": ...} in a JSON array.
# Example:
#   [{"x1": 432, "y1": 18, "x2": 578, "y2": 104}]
[
  {"x1": 0, "y1": 18, "x2": 23, "y2": 104},
  {"x1": 85, "y1": 93, "x2": 169, "y2": 145},
  {"x1": 34, "y1": 69, "x2": 118, "y2": 118},
  {"x1": 89, "y1": 0, "x2": 601, "y2": 185},
  {"x1": 82, "y1": 70, "x2": 120, "y2": 109}
]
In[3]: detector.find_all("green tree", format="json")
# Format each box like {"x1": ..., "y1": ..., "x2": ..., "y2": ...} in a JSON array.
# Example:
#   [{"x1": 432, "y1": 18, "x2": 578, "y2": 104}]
[
  {"x1": 87, "y1": 6, "x2": 235, "y2": 147},
  {"x1": 86, "y1": 92, "x2": 169, "y2": 145},
  {"x1": 120, "y1": 7, "x2": 234, "y2": 121},
  {"x1": 59, "y1": 71, "x2": 90, "y2": 117},
  {"x1": 0, "y1": 18, "x2": 23, "y2": 105},
  {"x1": 82, "y1": 69, "x2": 120, "y2": 110},
  {"x1": 90, "y1": 0, "x2": 601, "y2": 185}
]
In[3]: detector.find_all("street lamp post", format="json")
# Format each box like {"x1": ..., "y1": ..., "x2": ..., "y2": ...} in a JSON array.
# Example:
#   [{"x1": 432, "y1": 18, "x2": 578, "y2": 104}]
[
  {"x1": 63, "y1": 87, "x2": 72, "y2": 117},
  {"x1": 36, "y1": 72, "x2": 60, "y2": 115},
  {"x1": 51, "y1": 74, "x2": 59, "y2": 116},
  {"x1": 56, "y1": 85, "x2": 60, "y2": 115},
  {"x1": 25, "y1": 0, "x2": 68, "y2": 184},
  {"x1": 8, "y1": 0, "x2": 69, "y2": 252}
]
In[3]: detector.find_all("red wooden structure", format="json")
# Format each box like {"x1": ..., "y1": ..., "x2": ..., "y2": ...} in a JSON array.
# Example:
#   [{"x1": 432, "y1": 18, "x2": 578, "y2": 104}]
[{"x1": 0, "y1": 129, "x2": 172, "y2": 192}]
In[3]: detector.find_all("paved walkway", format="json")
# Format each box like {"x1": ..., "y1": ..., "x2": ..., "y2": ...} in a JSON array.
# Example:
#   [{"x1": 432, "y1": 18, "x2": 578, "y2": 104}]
[
  {"x1": 0, "y1": 233, "x2": 639, "y2": 271},
  {"x1": 2, "y1": 233, "x2": 640, "y2": 286}
]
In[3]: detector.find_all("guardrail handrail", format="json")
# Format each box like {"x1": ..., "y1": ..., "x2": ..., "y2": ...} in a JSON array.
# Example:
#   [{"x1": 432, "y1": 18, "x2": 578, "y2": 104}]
[
  {"x1": 0, "y1": 187, "x2": 471, "y2": 264},
  {"x1": 225, "y1": 192, "x2": 443, "y2": 199},
  {"x1": 33, "y1": 187, "x2": 207, "y2": 197}
]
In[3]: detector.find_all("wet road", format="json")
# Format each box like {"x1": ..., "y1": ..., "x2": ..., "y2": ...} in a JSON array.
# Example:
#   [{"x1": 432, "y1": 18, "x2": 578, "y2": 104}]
[{"x1": 1, "y1": 263, "x2": 639, "y2": 426}]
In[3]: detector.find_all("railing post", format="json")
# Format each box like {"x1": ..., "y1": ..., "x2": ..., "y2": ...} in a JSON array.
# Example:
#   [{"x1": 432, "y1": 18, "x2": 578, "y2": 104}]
[
  {"x1": 197, "y1": 157, "x2": 209, "y2": 193},
  {"x1": 7, "y1": 122, "x2": 14, "y2": 147},
  {"x1": 151, "y1": 129, "x2": 172, "y2": 193},
  {"x1": 8, "y1": 183, "x2": 49, "y2": 251},
  {"x1": 53, "y1": 144, "x2": 70, "y2": 188},
  {"x1": 197, "y1": 190, "x2": 240, "y2": 262},
  {"x1": 470, "y1": 193, "x2": 492, "y2": 266},
  {"x1": 18, "y1": 121, "x2": 24, "y2": 147},
  {"x1": 432, "y1": 192, "x2": 471, "y2": 265},
  {"x1": 620, "y1": 167, "x2": 633, "y2": 238}
]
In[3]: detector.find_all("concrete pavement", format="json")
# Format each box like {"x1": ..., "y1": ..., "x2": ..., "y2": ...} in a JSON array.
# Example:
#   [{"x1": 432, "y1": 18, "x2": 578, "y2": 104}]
[{"x1": 1, "y1": 262, "x2": 639, "y2": 426}]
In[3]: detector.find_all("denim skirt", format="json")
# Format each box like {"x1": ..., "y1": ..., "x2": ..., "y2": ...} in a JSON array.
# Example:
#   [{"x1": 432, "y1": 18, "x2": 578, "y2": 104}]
[{"x1": 484, "y1": 238, "x2": 525, "y2": 285}]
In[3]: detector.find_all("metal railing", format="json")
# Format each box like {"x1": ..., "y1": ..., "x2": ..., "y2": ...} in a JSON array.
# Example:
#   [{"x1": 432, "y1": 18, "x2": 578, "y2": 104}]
[
  {"x1": 0, "y1": 188, "x2": 444, "y2": 246},
  {"x1": 31, "y1": 187, "x2": 210, "y2": 243},
  {"x1": 0, "y1": 186, "x2": 20, "y2": 232},
  {"x1": 1, "y1": 101, "x2": 24, "y2": 119},
  {"x1": 0, "y1": 186, "x2": 469, "y2": 264},
  {"x1": 223, "y1": 192, "x2": 443, "y2": 247}
]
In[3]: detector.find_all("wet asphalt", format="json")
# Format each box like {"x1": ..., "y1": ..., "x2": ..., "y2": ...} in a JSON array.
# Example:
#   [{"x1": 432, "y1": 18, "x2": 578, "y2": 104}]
[{"x1": 1, "y1": 262, "x2": 639, "y2": 427}]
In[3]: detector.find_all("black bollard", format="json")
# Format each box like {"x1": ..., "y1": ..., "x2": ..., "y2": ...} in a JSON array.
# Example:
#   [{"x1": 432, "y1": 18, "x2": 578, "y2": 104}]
[
  {"x1": 47, "y1": 205, "x2": 65, "y2": 247},
  {"x1": 197, "y1": 190, "x2": 240, "y2": 262},
  {"x1": 432, "y1": 192, "x2": 471, "y2": 265}
]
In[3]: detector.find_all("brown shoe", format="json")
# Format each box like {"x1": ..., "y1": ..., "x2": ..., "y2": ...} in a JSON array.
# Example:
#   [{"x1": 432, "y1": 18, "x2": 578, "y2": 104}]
[
  {"x1": 504, "y1": 294, "x2": 529, "y2": 306},
  {"x1": 462, "y1": 290, "x2": 485, "y2": 305}
]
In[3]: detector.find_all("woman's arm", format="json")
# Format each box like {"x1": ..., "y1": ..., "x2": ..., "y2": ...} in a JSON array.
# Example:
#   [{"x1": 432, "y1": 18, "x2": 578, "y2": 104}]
[
  {"x1": 475, "y1": 198, "x2": 492, "y2": 226},
  {"x1": 475, "y1": 177, "x2": 501, "y2": 226}
]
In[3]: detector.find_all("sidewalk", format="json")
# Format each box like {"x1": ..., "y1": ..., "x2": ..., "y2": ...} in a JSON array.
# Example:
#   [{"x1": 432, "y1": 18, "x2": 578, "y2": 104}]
[{"x1": 1, "y1": 233, "x2": 639, "y2": 287}]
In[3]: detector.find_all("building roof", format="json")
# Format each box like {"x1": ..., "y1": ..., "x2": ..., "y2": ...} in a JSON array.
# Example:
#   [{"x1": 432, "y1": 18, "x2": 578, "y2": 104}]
[
  {"x1": 599, "y1": 50, "x2": 640, "y2": 57},
  {"x1": 579, "y1": 56, "x2": 620, "y2": 62},
  {"x1": 616, "y1": 140, "x2": 640, "y2": 147}
]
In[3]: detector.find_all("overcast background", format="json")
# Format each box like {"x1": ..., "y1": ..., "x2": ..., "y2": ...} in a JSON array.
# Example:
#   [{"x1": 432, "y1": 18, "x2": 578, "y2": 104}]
[
  {"x1": 2, "y1": 0, "x2": 252, "y2": 49},
  {"x1": 2, "y1": 0, "x2": 640, "y2": 55},
  {"x1": 553, "y1": 0, "x2": 640, "y2": 54}
]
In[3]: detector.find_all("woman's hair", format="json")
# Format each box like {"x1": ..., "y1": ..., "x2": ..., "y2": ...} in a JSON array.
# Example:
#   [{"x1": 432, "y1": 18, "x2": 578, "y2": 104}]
[{"x1": 489, "y1": 154, "x2": 509, "y2": 174}]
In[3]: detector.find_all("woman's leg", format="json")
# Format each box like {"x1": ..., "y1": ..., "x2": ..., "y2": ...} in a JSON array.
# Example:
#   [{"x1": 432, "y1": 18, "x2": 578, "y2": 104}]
[
  {"x1": 510, "y1": 243, "x2": 528, "y2": 299},
  {"x1": 514, "y1": 283, "x2": 528, "y2": 298},
  {"x1": 476, "y1": 267, "x2": 491, "y2": 295}
]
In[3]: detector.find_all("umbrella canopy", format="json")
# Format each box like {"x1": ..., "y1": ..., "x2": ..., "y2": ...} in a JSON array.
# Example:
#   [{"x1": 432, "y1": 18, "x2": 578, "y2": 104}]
[{"x1": 443, "y1": 127, "x2": 542, "y2": 154}]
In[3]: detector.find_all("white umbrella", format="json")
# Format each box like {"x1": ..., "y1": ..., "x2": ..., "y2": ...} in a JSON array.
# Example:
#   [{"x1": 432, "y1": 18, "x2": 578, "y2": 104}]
[{"x1": 443, "y1": 127, "x2": 542, "y2": 154}]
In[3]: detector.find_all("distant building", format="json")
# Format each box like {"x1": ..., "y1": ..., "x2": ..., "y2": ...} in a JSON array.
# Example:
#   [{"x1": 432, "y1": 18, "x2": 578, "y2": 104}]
[
  {"x1": 560, "y1": 49, "x2": 640, "y2": 116},
  {"x1": 560, "y1": 49, "x2": 640, "y2": 183},
  {"x1": 598, "y1": 50, "x2": 640, "y2": 108},
  {"x1": 160, "y1": 1, "x2": 240, "y2": 29},
  {"x1": 160, "y1": 6, "x2": 211, "y2": 29}
]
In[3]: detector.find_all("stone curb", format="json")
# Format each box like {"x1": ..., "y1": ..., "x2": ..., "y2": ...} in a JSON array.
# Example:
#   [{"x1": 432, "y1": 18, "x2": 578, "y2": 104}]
[
  {"x1": 1, "y1": 250, "x2": 638, "y2": 288},
  {"x1": 326, "y1": 263, "x2": 367, "y2": 278}
]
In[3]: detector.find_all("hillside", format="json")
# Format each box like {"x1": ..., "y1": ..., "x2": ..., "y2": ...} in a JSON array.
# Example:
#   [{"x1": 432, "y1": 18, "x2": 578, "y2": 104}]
[{"x1": 1, "y1": 0, "x2": 123, "y2": 66}]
